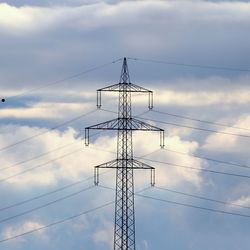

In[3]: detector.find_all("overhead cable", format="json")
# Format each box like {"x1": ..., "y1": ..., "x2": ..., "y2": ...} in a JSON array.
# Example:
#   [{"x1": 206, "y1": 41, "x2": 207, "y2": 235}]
[
  {"x1": 128, "y1": 57, "x2": 250, "y2": 72},
  {"x1": 0, "y1": 201, "x2": 114, "y2": 243},
  {"x1": 0, "y1": 186, "x2": 95, "y2": 224},
  {"x1": 137, "y1": 193, "x2": 250, "y2": 219},
  {"x1": 0, "y1": 109, "x2": 97, "y2": 153},
  {"x1": 2, "y1": 58, "x2": 122, "y2": 102},
  {"x1": 154, "y1": 186, "x2": 250, "y2": 210},
  {"x1": 137, "y1": 156, "x2": 250, "y2": 180},
  {"x1": 164, "y1": 147, "x2": 250, "y2": 170},
  {"x1": 152, "y1": 109, "x2": 250, "y2": 132},
  {"x1": 138, "y1": 116, "x2": 250, "y2": 139}
]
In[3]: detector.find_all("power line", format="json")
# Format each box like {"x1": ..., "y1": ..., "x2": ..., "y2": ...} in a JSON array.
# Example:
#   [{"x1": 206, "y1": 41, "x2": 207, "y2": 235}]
[
  {"x1": 101, "y1": 109, "x2": 250, "y2": 169},
  {"x1": 137, "y1": 156, "x2": 250, "y2": 180},
  {"x1": 137, "y1": 193, "x2": 250, "y2": 219},
  {"x1": 0, "y1": 130, "x2": 104, "y2": 173},
  {"x1": 138, "y1": 116, "x2": 250, "y2": 139},
  {"x1": 0, "y1": 148, "x2": 154, "y2": 215},
  {"x1": 154, "y1": 186, "x2": 250, "y2": 210},
  {"x1": 0, "y1": 177, "x2": 91, "y2": 212},
  {"x1": 0, "y1": 148, "x2": 83, "y2": 183},
  {"x1": 100, "y1": 185, "x2": 250, "y2": 218},
  {"x1": 0, "y1": 135, "x2": 113, "y2": 183},
  {"x1": 151, "y1": 109, "x2": 250, "y2": 132},
  {"x1": 103, "y1": 108, "x2": 250, "y2": 138},
  {"x1": 0, "y1": 185, "x2": 95, "y2": 224},
  {"x1": 0, "y1": 142, "x2": 100, "y2": 182},
  {"x1": 3, "y1": 140, "x2": 248, "y2": 189},
  {"x1": 91, "y1": 141, "x2": 250, "y2": 180},
  {"x1": 2, "y1": 58, "x2": 122, "y2": 102},
  {"x1": 0, "y1": 141, "x2": 79, "y2": 172},
  {"x1": 0, "y1": 169, "x2": 112, "y2": 212},
  {"x1": 0, "y1": 109, "x2": 97, "y2": 153},
  {"x1": 127, "y1": 57, "x2": 250, "y2": 72},
  {"x1": 0, "y1": 200, "x2": 114, "y2": 243},
  {"x1": 1, "y1": 124, "x2": 248, "y2": 185},
  {"x1": 2, "y1": 189, "x2": 250, "y2": 244},
  {"x1": 164, "y1": 147, "x2": 250, "y2": 170}
]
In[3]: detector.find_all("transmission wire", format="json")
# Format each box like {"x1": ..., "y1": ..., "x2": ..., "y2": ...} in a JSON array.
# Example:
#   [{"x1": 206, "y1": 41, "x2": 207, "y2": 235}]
[
  {"x1": 163, "y1": 147, "x2": 250, "y2": 170},
  {"x1": 2, "y1": 58, "x2": 122, "y2": 102},
  {"x1": 137, "y1": 193, "x2": 250, "y2": 219},
  {"x1": 154, "y1": 186, "x2": 250, "y2": 210},
  {"x1": 137, "y1": 156, "x2": 250, "y2": 180},
  {"x1": 127, "y1": 57, "x2": 250, "y2": 72},
  {"x1": 0, "y1": 201, "x2": 114, "y2": 243},
  {"x1": 0, "y1": 186, "x2": 95, "y2": 224},
  {"x1": 151, "y1": 109, "x2": 250, "y2": 132},
  {"x1": 0, "y1": 109, "x2": 97, "y2": 153},
  {"x1": 139, "y1": 116, "x2": 250, "y2": 139},
  {"x1": 100, "y1": 184, "x2": 250, "y2": 218}
]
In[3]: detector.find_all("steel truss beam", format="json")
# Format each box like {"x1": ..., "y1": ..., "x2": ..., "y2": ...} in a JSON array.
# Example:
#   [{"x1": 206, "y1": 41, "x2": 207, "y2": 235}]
[
  {"x1": 97, "y1": 83, "x2": 153, "y2": 109},
  {"x1": 85, "y1": 118, "x2": 165, "y2": 147},
  {"x1": 85, "y1": 57, "x2": 164, "y2": 250},
  {"x1": 94, "y1": 159, "x2": 156, "y2": 186}
]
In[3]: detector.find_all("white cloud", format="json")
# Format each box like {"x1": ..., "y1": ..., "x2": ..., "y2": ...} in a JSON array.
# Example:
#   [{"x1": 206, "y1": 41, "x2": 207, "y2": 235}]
[
  {"x1": 0, "y1": 3, "x2": 54, "y2": 32},
  {"x1": 0, "y1": 0, "x2": 250, "y2": 249},
  {"x1": 154, "y1": 89, "x2": 250, "y2": 106},
  {"x1": 130, "y1": 76, "x2": 250, "y2": 107},
  {"x1": 132, "y1": 133, "x2": 203, "y2": 188},
  {"x1": 1, "y1": 1, "x2": 250, "y2": 34},
  {"x1": 0, "y1": 125, "x2": 114, "y2": 187},
  {"x1": 1, "y1": 220, "x2": 47, "y2": 243},
  {"x1": 230, "y1": 195, "x2": 250, "y2": 208},
  {"x1": 92, "y1": 217, "x2": 113, "y2": 248},
  {"x1": 0, "y1": 102, "x2": 92, "y2": 119},
  {"x1": 202, "y1": 115, "x2": 250, "y2": 153},
  {"x1": 0, "y1": 121, "x2": 203, "y2": 190}
]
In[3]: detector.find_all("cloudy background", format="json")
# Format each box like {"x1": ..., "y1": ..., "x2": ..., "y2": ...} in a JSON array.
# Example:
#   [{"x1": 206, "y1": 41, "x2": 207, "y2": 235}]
[{"x1": 0, "y1": 0, "x2": 250, "y2": 249}]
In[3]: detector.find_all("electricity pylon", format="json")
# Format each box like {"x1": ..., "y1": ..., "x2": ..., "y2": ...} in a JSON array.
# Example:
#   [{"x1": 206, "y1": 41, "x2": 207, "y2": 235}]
[{"x1": 85, "y1": 58, "x2": 164, "y2": 250}]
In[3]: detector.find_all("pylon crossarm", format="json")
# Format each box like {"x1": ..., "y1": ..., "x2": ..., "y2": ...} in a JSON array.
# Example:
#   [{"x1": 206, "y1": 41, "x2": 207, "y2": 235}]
[
  {"x1": 85, "y1": 118, "x2": 119, "y2": 145},
  {"x1": 131, "y1": 118, "x2": 165, "y2": 147},
  {"x1": 94, "y1": 159, "x2": 117, "y2": 185},
  {"x1": 86, "y1": 118, "x2": 119, "y2": 130},
  {"x1": 97, "y1": 83, "x2": 152, "y2": 93},
  {"x1": 132, "y1": 159, "x2": 156, "y2": 186},
  {"x1": 97, "y1": 83, "x2": 153, "y2": 109},
  {"x1": 131, "y1": 118, "x2": 163, "y2": 131},
  {"x1": 94, "y1": 159, "x2": 156, "y2": 186},
  {"x1": 132, "y1": 159, "x2": 154, "y2": 169},
  {"x1": 94, "y1": 159, "x2": 118, "y2": 168},
  {"x1": 85, "y1": 118, "x2": 165, "y2": 146}
]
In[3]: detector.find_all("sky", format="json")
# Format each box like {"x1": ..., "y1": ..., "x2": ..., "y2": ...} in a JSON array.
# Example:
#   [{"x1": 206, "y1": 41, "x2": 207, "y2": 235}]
[{"x1": 0, "y1": 0, "x2": 250, "y2": 249}]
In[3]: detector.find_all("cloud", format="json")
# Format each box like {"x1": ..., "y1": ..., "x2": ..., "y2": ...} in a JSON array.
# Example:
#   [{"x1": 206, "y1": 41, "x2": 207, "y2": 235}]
[
  {"x1": 0, "y1": 0, "x2": 250, "y2": 89},
  {"x1": 202, "y1": 115, "x2": 250, "y2": 154},
  {"x1": 0, "y1": 3, "x2": 56, "y2": 32},
  {"x1": 92, "y1": 217, "x2": 113, "y2": 248},
  {"x1": 230, "y1": 195, "x2": 250, "y2": 208},
  {"x1": 131, "y1": 132, "x2": 203, "y2": 188},
  {"x1": 0, "y1": 121, "x2": 203, "y2": 190},
  {"x1": 0, "y1": 126, "x2": 117, "y2": 187},
  {"x1": 0, "y1": 1, "x2": 250, "y2": 249},
  {"x1": 150, "y1": 88, "x2": 250, "y2": 107},
  {"x1": 1, "y1": 220, "x2": 47, "y2": 243},
  {"x1": 0, "y1": 101, "x2": 91, "y2": 119}
]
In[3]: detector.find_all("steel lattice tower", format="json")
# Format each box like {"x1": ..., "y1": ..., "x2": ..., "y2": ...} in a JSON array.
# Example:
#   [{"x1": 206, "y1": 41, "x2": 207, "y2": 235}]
[{"x1": 85, "y1": 58, "x2": 164, "y2": 250}]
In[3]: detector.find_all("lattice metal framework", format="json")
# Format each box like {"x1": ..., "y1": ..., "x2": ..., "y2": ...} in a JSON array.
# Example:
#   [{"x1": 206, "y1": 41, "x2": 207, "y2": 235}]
[{"x1": 85, "y1": 58, "x2": 164, "y2": 250}]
